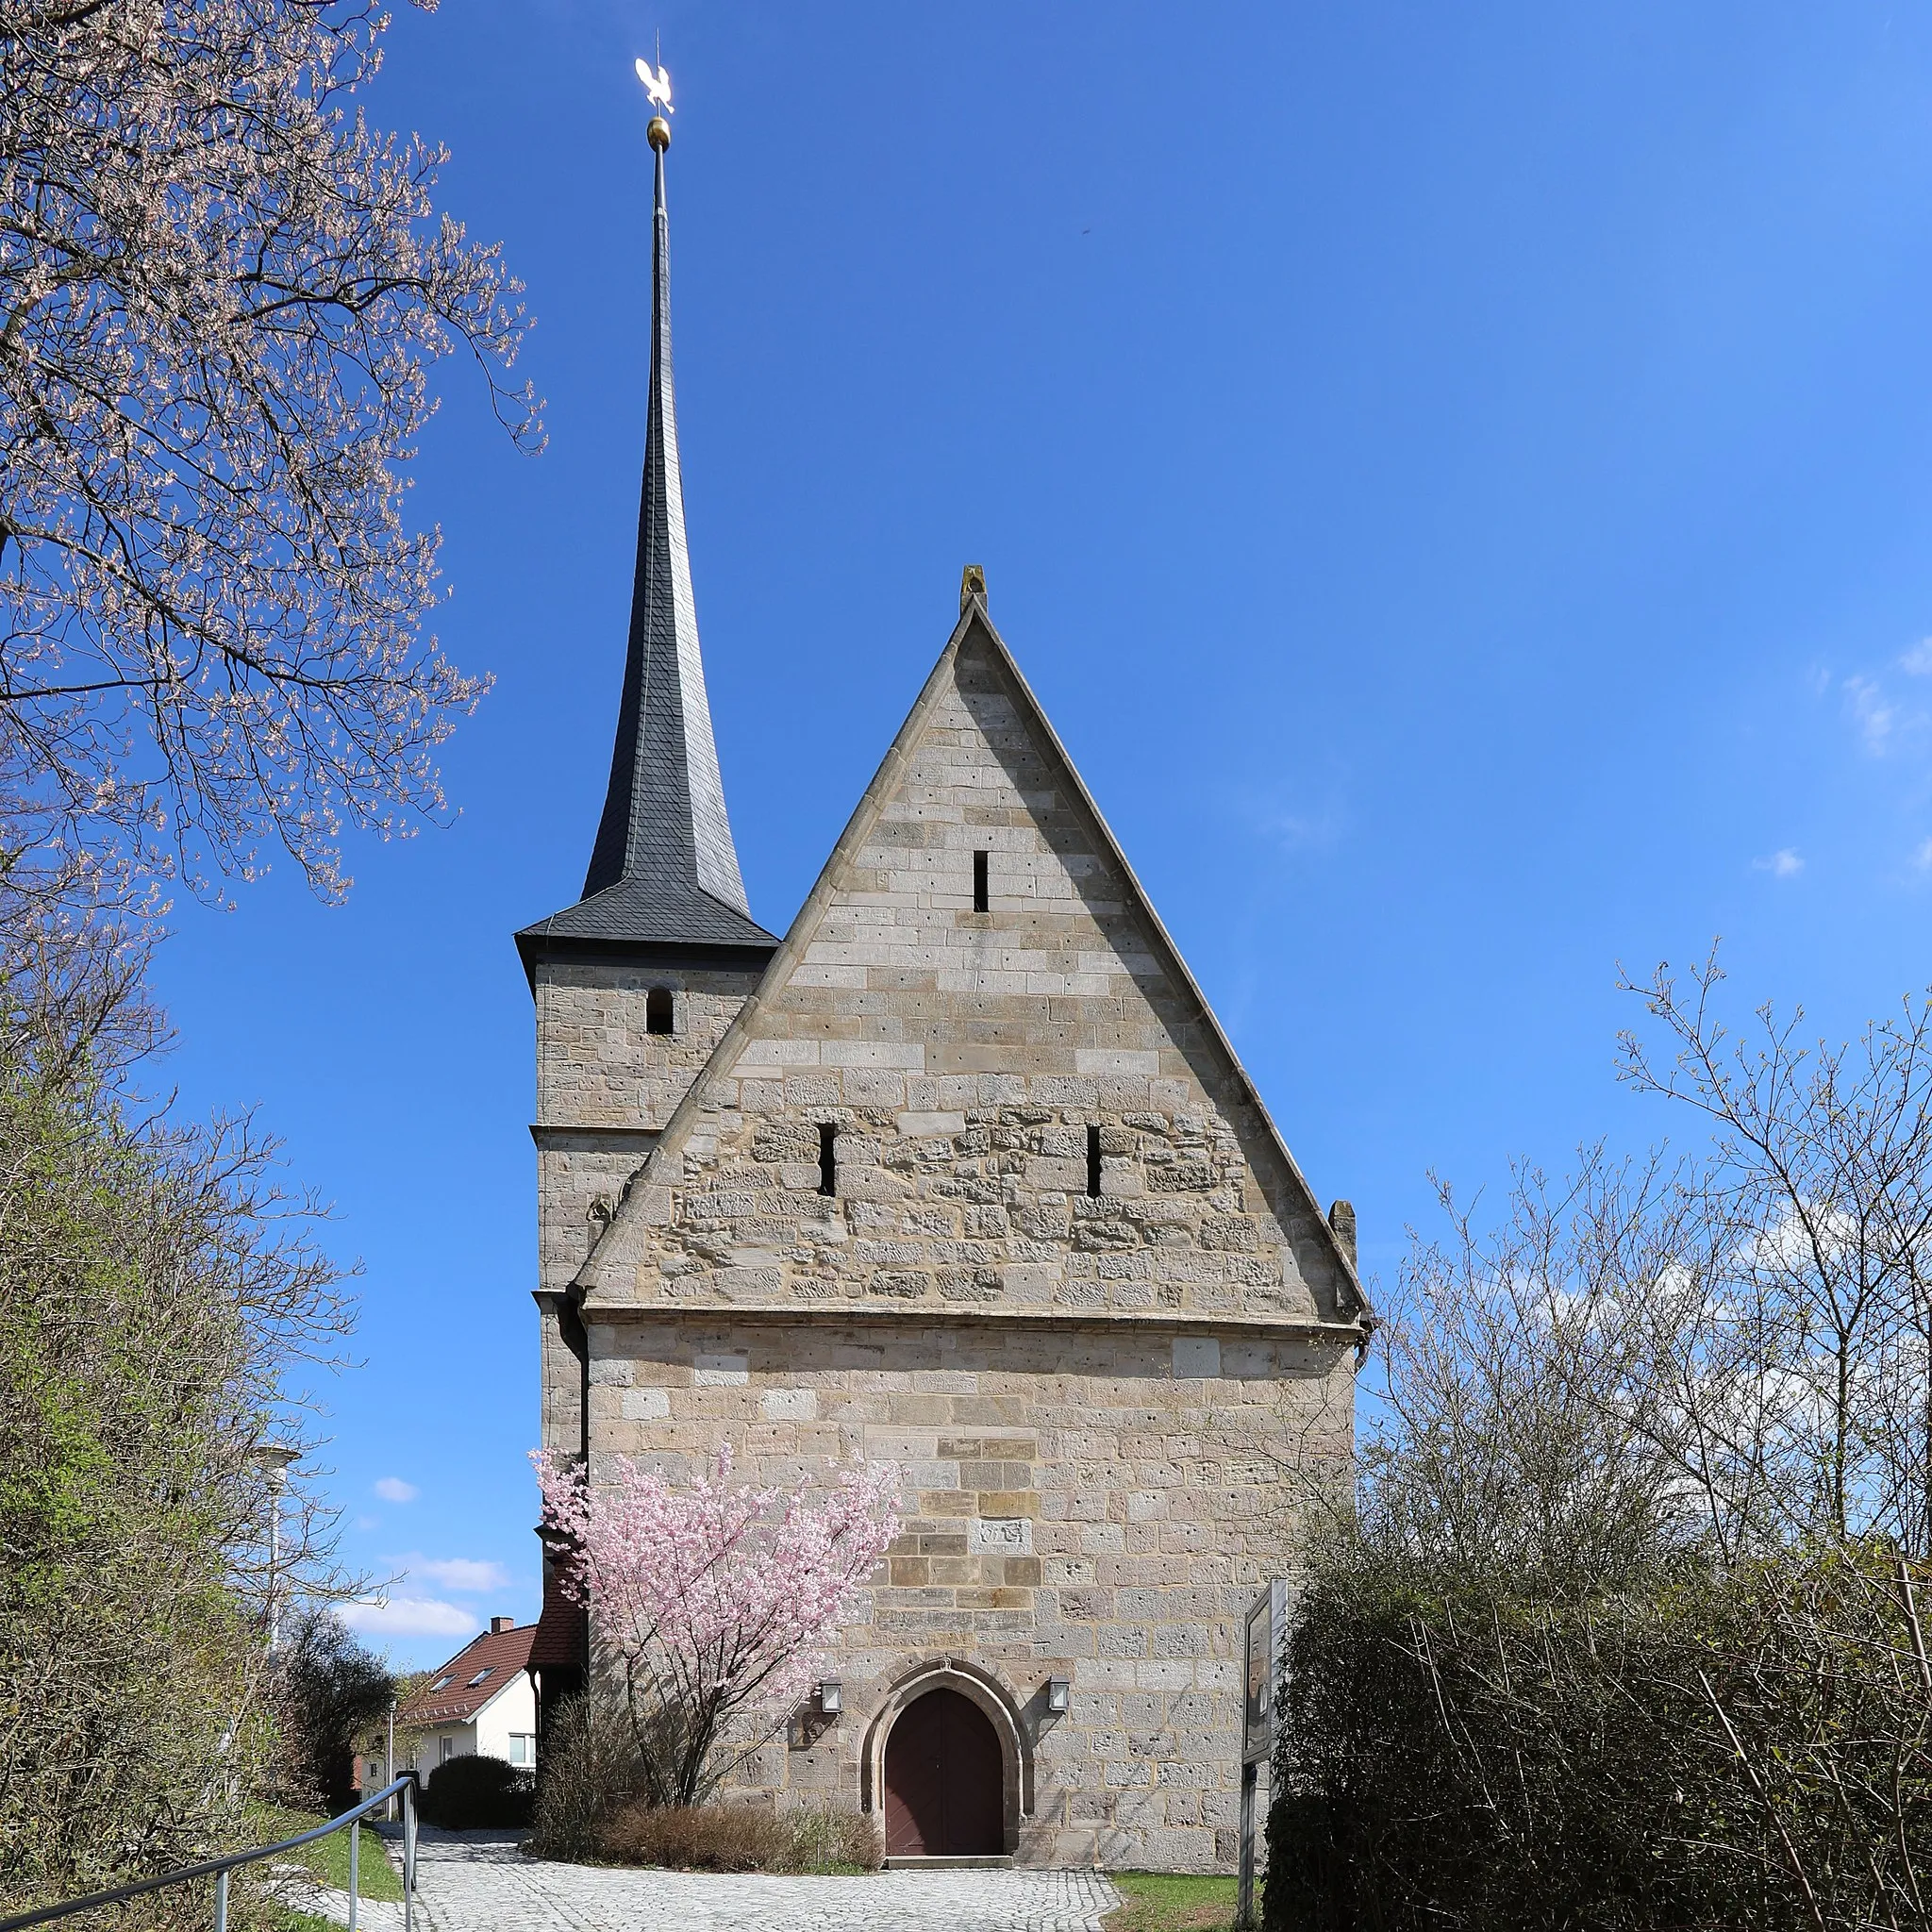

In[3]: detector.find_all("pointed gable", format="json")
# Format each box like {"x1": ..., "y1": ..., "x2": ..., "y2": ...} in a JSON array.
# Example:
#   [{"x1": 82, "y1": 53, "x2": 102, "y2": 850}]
[{"x1": 578, "y1": 600, "x2": 1365, "y2": 1331}]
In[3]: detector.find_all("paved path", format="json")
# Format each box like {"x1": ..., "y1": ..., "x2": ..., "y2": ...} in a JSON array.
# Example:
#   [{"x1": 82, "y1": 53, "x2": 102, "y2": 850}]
[{"x1": 302, "y1": 1829, "x2": 1121, "y2": 1932}]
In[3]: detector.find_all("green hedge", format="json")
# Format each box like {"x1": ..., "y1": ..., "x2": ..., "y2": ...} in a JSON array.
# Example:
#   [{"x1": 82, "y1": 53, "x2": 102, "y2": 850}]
[
  {"x1": 1265, "y1": 1549, "x2": 1932, "y2": 1932},
  {"x1": 419, "y1": 1754, "x2": 534, "y2": 1830}
]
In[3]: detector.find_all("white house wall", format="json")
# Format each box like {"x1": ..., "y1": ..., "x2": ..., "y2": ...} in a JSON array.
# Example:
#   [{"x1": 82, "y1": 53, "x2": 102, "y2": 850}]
[
  {"x1": 473, "y1": 1674, "x2": 539, "y2": 1766},
  {"x1": 411, "y1": 1720, "x2": 476, "y2": 1779}
]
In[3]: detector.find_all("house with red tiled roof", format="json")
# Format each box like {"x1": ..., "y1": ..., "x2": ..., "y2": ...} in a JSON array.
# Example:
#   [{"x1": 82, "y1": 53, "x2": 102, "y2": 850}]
[{"x1": 394, "y1": 1617, "x2": 538, "y2": 1779}]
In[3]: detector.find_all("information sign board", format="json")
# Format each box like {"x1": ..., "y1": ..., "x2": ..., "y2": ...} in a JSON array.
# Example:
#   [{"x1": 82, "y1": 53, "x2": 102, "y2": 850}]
[{"x1": 1242, "y1": 1579, "x2": 1288, "y2": 1768}]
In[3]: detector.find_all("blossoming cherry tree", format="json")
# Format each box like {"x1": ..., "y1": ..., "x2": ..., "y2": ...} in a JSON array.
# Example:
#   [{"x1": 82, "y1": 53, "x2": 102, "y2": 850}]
[{"x1": 533, "y1": 1446, "x2": 901, "y2": 1807}]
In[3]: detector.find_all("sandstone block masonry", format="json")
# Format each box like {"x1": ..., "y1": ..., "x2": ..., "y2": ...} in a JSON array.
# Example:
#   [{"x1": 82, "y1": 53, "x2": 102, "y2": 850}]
[
  {"x1": 538, "y1": 605, "x2": 1370, "y2": 1871},
  {"x1": 584, "y1": 627, "x2": 1350, "y2": 1326},
  {"x1": 583, "y1": 1318, "x2": 1352, "y2": 1872},
  {"x1": 535, "y1": 964, "x2": 763, "y2": 1292}
]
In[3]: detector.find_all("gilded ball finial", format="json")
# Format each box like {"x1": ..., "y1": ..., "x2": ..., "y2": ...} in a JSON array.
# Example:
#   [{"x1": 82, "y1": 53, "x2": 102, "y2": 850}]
[{"x1": 647, "y1": 115, "x2": 671, "y2": 152}]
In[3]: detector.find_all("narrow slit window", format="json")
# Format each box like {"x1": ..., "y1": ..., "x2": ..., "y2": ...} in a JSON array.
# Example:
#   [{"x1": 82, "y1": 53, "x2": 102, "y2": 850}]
[
  {"x1": 1086, "y1": 1124, "x2": 1103, "y2": 1198},
  {"x1": 973, "y1": 849, "x2": 990, "y2": 912},
  {"x1": 645, "y1": 987, "x2": 675, "y2": 1036},
  {"x1": 818, "y1": 1124, "x2": 838, "y2": 1197}
]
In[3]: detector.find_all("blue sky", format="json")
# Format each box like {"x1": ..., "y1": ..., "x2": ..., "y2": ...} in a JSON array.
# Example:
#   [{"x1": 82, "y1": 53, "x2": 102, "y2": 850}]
[{"x1": 149, "y1": 2, "x2": 1932, "y2": 1664}]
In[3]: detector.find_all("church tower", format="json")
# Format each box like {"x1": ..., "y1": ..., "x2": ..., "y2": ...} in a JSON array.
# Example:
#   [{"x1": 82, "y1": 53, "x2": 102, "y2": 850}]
[
  {"x1": 516, "y1": 112, "x2": 778, "y2": 1705},
  {"x1": 519, "y1": 112, "x2": 1371, "y2": 1870}
]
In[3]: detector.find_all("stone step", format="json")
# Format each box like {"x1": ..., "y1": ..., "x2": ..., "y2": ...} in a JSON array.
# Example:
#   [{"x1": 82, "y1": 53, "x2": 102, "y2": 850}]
[{"x1": 883, "y1": 1855, "x2": 1016, "y2": 1871}]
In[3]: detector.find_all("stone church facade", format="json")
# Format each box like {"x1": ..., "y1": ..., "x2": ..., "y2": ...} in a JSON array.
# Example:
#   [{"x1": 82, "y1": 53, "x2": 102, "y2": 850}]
[{"x1": 518, "y1": 118, "x2": 1371, "y2": 1873}]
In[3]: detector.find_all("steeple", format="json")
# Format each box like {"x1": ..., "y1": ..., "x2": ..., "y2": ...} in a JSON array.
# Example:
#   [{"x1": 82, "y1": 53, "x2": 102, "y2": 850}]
[{"x1": 518, "y1": 114, "x2": 776, "y2": 963}]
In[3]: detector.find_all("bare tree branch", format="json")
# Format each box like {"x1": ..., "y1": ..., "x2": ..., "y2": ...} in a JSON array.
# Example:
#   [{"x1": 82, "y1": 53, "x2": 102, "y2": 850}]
[{"x1": 0, "y1": 0, "x2": 541, "y2": 913}]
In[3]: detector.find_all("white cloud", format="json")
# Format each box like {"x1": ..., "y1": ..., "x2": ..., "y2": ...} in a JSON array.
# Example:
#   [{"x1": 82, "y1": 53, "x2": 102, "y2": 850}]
[
  {"x1": 1915, "y1": 839, "x2": 1932, "y2": 872},
  {"x1": 408, "y1": 1557, "x2": 512, "y2": 1594},
  {"x1": 373, "y1": 1476, "x2": 418, "y2": 1505},
  {"x1": 1227, "y1": 770, "x2": 1349, "y2": 861},
  {"x1": 1902, "y1": 639, "x2": 1932, "y2": 675},
  {"x1": 1257, "y1": 805, "x2": 1341, "y2": 853},
  {"x1": 1846, "y1": 675, "x2": 1897, "y2": 754},
  {"x1": 1240, "y1": 791, "x2": 1345, "y2": 857},
  {"x1": 339, "y1": 1595, "x2": 476, "y2": 1639},
  {"x1": 1752, "y1": 848, "x2": 1805, "y2": 878}
]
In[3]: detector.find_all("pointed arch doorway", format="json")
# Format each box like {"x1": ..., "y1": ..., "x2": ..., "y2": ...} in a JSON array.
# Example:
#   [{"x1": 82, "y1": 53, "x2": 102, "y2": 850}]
[{"x1": 882, "y1": 1687, "x2": 1005, "y2": 1857}]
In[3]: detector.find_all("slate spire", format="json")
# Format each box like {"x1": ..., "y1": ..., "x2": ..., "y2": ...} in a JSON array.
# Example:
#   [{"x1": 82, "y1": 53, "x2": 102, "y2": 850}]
[{"x1": 525, "y1": 117, "x2": 774, "y2": 956}]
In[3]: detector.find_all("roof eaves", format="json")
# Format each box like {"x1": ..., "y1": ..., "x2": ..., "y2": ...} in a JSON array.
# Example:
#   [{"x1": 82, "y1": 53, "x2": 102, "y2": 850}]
[
  {"x1": 513, "y1": 900, "x2": 780, "y2": 991},
  {"x1": 465, "y1": 1672, "x2": 527, "y2": 1725}
]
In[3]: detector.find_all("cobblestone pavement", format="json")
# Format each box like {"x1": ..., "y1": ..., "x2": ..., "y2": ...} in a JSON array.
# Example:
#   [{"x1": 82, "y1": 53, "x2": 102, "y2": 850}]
[
  {"x1": 280, "y1": 1874, "x2": 406, "y2": 1932},
  {"x1": 330, "y1": 1830, "x2": 1120, "y2": 1932},
  {"x1": 263, "y1": 1843, "x2": 410, "y2": 1932}
]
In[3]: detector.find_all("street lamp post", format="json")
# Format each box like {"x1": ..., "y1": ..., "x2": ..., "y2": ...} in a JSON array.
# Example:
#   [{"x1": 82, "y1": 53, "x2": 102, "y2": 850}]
[{"x1": 252, "y1": 1442, "x2": 300, "y2": 1654}]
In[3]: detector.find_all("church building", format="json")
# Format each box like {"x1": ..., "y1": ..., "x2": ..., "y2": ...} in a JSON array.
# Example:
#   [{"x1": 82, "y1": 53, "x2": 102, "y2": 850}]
[{"x1": 517, "y1": 114, "x2": 1371, "y2": 1873}]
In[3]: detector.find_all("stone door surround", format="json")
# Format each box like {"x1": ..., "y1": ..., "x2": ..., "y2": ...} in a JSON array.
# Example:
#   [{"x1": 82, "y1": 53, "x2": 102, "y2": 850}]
[{"x1": 860, "y1": 1658, "x2": 1032, "y2": 1855}]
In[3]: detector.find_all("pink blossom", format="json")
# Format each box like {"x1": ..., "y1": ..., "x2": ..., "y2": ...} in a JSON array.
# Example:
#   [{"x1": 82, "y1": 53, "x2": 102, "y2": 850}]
[{"x1": 532, "y1": 1445, "x2": 900, "y2": 1805}]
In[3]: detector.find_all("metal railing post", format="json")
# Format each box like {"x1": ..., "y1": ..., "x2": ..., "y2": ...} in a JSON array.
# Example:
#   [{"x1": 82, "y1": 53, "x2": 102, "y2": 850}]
[
  {"x1": 212, "y1": 1870, "x2": 227, "y2": 1932},
  {"x1": 346, "y1": 1820, "x2": 358, "y2": 1932},
  {"x1": 402, "y1": 1774, "x2": 417, "y2": 1932}
]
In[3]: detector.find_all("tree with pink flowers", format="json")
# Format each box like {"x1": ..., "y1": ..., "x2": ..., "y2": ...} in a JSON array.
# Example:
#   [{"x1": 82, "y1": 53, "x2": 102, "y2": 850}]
[{"x1": 533, "y1": 1446, "x2": 901, "y2": 1807}]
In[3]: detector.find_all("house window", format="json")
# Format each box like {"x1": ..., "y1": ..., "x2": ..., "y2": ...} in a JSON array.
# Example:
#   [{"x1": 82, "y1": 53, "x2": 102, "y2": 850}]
[
  {"x1": 428, "y1": 1675, "x2": 451, "y2": 1692},
  {"x1": 818, "y1": 1124, "x2": 838, "y2": 1197},
  {"x1": 972, "y1": 849, "x2": 989, "y2": 913},
  {"x1": 1087, "y1": 1124, "x2": 1103, "y2": 1198},
  {"x1": 508, "y1": 1733, "x2": 536, "y2": 1766},
  {"x1": 646, "y1": 987, "x2": 674, "y2": 1035},
  {"x1": 439, "y1": 1736, "x2": 454, "y2": 1763},
  {"x1": 467, "y1": 1668, "x2": 492, "y2": 1688}
]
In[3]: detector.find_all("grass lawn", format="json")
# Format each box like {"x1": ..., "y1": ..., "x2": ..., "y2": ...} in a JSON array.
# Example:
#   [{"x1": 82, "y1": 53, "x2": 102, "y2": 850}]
[
  {"x1": 1105, "y1": 1870, "x2": 1245, "y2": 1932},
  {"x1": 253, "y1": 1807, "x2": 404, "y2": 1905}
]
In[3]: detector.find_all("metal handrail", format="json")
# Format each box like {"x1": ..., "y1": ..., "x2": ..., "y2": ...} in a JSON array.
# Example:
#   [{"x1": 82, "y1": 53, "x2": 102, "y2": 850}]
[{"x1": 0, "y1": 1772, "x2": 420, "y2": 1932}]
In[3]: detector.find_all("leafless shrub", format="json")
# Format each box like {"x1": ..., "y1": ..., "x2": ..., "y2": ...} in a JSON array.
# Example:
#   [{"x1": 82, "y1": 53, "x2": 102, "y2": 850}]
[
  {"x1": 775, "y1": 1802, "x2": 884, "y2": 1874},
  {"x1": 1270, "y1": 953, "x2": 1932, "y2": 1930},
  {"x1": 600, "y1": 1800, "x2": 881, "y2": 1874},
  {"x1": 529, "y1": 1695, "x2": 882, "y2": 1874},
  {"x1": 525, "y1": 1693, "x2": 643, "y2": 1863},
  {"x1": 1615, "y1": 950, "x2": 1932, "y2": 1556}
]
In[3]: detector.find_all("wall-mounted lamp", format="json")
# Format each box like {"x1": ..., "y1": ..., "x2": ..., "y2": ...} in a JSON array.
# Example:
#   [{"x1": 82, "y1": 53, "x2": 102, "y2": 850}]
[
  {"x1": 817, "y1": 1679, "x2": 843, "y2": 1715},
  {"x1": 1046, "y1": 1676, "x2": 1071, "y2": 1714}
]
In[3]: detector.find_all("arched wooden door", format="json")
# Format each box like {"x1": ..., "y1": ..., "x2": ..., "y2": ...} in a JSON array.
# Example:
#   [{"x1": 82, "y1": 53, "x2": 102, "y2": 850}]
[{"x1": 882, "y1": 1687, "x2": 1005, "y2": 1856}]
